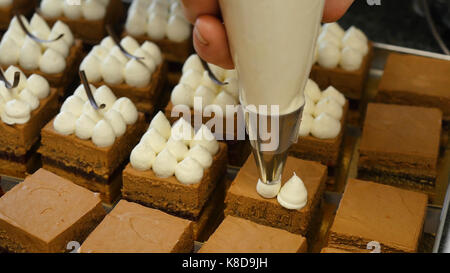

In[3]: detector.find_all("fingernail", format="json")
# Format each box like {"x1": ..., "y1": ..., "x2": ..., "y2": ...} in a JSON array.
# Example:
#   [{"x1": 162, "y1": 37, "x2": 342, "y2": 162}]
[{"x1": 194, "y1": 27, "x2": 208, "y2": 46}]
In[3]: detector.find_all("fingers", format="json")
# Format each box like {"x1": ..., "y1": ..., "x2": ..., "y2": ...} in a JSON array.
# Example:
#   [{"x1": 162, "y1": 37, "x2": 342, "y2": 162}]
[
  {"x1": 193, "y1": 15, "x2": 234, "y2": 69},
  {"x1": 181, "y1": 0, "x2": 220, "y2": 24},
  {"x1": 322, "y1": 0, "x2": 354, "y2": 22}
]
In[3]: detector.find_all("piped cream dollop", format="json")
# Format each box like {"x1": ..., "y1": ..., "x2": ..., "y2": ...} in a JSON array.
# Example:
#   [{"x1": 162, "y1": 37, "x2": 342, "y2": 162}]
[{"x1": 277, "y1": 173, "x2": 308, "y2": 210}]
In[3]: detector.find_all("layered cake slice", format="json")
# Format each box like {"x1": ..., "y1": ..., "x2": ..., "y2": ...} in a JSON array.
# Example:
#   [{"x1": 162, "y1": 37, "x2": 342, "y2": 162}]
[
  {"x1": 0, "y1": 66, "x2": 59, "y2": 178},
  {"x1": 124, "y1": 0, "x2": 193, "y2": 64},
  {"x1": 290, "y1": 79, "x2": 348, "y2": 184},
  {"x1": 0, "y1": 0, "x2": 38, "y2": 30},
  {"x1": 0, "y1": 169, "x2": 106, "y2": 253},
  {"x1": 80, "y1": 200, "x2": 194, "y2": 253},
  {"x1": 122, "y1": 112, "x2": 228, "y2": 240},
  {"x1": 80, "y1": 35, "x2": 167, "y2": 114},
  {"x1": 358, "y1": 103, "x2": 442, "y2": 200},
  {"x1": 225, "y1": 155, "x2": 327, "y2": 240},
  {"x1": 376, "y1": 53, "x2": 450, "y2": 124},
  {"x1": 166, "y1": 54, "x2": 251, "y2": 166},
  {"x1": 0, "y1": 13, "x2": 83, "y2": 91},
  {"x1": 39, "y1": 0, "x2": 125, "y2": 45},
  {"x1": 310, "y1": 23, "x2": 373, "y2": 99},
  {"x1": 199, "y1": 216, "x2": 308, "y2": 253},
  {"x1": 327, "y1": 179, "x2": 428, "y2": 253},
  {"x1": 39, "y1": 83, "x2": 147, "y2": 203}
]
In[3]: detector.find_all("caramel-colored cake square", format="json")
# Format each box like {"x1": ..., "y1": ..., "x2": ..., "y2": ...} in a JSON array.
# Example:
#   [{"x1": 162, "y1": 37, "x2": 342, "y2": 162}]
[
  {"x1": 39, "y1": 0, "x2": 124, "y2": 45},
  {"x1": 1, "y1": 40, "x2": 83, "y2": 91},
  {"x1": 39, "y1": 114, "x2": 147, "y2": 203},
  {"x1": 225, "y1": 155, "x2": 327, "y2": 237},
  {"x1": 0, "y1": 0, "x2": 38, "y2": 30},
  {"x1": 92, "y1": 61, "x2": 168, "y2": 114},
  {"x1": 310, "y1": 42, "x2": 373, "y2": 100},
  {"x1": 0, "y1": 88, "x2": 60, "y2": 178},
  {"x1": 0, "y1": 169, "x2": 106, "y2": 253},
  {"x1": 80, "y1": 200, "x2": 193, "y2": 253},
  {"x1": 290, "y1": 101, "x2": 349, "y2": 167},
  {"x1": 124, "y1": 32, "x2": 193, "y2": 64},
  {"x1": 199, "y1": 216, "x2": 307, "y2": 253},
  {"x1": 377, "y1": 53, "x2": 450, "y2": 121},
  {"x1": 328, "y1": 179, "x2": 427, "y2": 253},
  {"x1": 122, "y1": 142, "x2": 228, "y2": 219},
  {"x1": 358, "y1": 103, "x2": 442, "y2": 194}
]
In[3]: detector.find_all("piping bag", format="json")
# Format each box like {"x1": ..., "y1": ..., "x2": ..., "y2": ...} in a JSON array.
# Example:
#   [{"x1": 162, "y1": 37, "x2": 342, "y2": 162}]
[{"x1": 219, "y1": 0, "x2": 325, "y2": 198}]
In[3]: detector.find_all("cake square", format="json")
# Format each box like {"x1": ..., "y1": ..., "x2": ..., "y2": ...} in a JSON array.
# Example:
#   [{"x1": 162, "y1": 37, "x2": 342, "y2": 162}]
[
  {"x1": 358, "y1": 103, "x2": 442, "y2": 195},
  {"x1": 377, "y1": 53, "x2": 450, "y2": 121},
  {"x1": 328, "y1": 179, "x2": 428, "y2": 253},
  {"x1": 39, "y1": 84, "x2": 147, "y2": 203},
  {"x1": 0, "y1": 68, "x2": 60, "y2": 178},
  {"x1": 199, "y1": 216, "x2": 307, "y2": 253},
  {"x1": 39, "y1": 0, "x2": 125, "y2": 45},
  {"x1": 0, "y1": 169, "x2": 106, "y2": 253},
  {"x1": 80, "y1": 200, "x2": 193, "y2": 253},
  {"x1": 225, "y1": 155, "x2": 327, "y2": 236}
]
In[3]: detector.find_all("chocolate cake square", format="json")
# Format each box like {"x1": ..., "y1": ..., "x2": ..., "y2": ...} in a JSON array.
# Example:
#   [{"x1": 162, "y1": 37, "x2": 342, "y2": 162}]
[
  {"x1": 0, "y1": 169, "x2": 106, "y2": 253},
  {"x1": 0, "y1": 87, "x2": 60, "y2": 179},
  {"x1": 310, "y1": 42, "x2": 373, "y2": 100},
  {"x1": 199, "y1": 216, "x2": 307, "y2": 253},
  {"x1": 358, "y1": 103, "x2": 442, "y2": 197},
  {"x1": 39, "y1": 114, "x2": 147, "y2": 204},
  {"x1": 328, "y1": 179, "x2": 427, "y2": 253},
  {"x1": 39, "y1": 0, "x2": 124, "y2": 45},
  {"x1": 376, "y1": 53, "x2": 450, "y2": 122},
  {"x1": 80, "y1": 200, "x2": 194, "y2": 253},
  {"x1": 122, "y1": 142, "x2": 228, "y2": 240},
  {"x1": 225, "y1": 155, "x2": 327, "y2": 237}
]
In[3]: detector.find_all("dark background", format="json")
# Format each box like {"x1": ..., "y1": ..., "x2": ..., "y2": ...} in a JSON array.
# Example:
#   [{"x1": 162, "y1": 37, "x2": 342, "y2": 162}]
[{"x1": 337, "y1": 0, "x2": 450, "y2": 54}]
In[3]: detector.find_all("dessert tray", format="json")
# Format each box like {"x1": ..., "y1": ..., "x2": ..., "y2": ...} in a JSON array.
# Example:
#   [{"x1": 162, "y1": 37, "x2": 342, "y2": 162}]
[{"x1": 1, "y1": 41, "x2": 449, "y2": 253}]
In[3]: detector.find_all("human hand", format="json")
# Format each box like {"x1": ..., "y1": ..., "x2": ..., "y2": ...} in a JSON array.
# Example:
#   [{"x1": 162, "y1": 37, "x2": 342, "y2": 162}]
[{"x1": 181, "y1": 0, "x2": 354, "y2": 69}]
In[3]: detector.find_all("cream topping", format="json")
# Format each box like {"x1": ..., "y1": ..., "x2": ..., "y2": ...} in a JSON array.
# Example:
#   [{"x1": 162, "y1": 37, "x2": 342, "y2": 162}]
[
  {"x1": 125, "y1": 0, "x2": 191, "y2": 42},
  {"x1": 40, "y1": 0, "x2": 110, "y2": 20},
  {"x1": 256, "y1": 179, "x2": 281, "y2": 199},
  {"x1": 277, "y1": 173, "x2": 308, "y2": 210},
  {"x1": 53, "y1": 84, "x2": 139, "y2": 147},
  {"x1": 175, "y1": 157, "x2": 204, "y2": 184},
  {"x1": 0, "y1": 66, "x2": 51, "y2": 125}
]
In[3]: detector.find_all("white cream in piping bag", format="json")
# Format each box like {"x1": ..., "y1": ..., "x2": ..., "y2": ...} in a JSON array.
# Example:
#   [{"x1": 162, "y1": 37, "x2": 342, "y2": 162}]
[
  {"x1": 129, "y1": 111, "x2": 220, "y2": 185},
  {"x1": 0, "y1": 66, "x2": 51, "y2": 125},
  {"x1": 53, "y1": 84, "x2": 139, "y2": 147}
]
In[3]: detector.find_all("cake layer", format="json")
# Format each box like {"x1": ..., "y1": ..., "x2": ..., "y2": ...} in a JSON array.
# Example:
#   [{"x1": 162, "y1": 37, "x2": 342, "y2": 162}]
[
  {"x1": 328, "y1": 179, "x2": 427, "y2": 253},
  {"x1": 0, "y1": 169, "x2": 106, "y2": 253},
  {"x1": 0, "y1": 88, "x2": 59, "y2": 156},
  {"x1": 310, "y1": 42, "x2": 373, "y2": 100},
  {"x1": 1, "y1": 40, "x2": 83, "y2": 89},
  {"x1": 0, "y1": 143, "x2": 41, "y2": 179},
  {"x1": 290, "y1": 101, "x2": 348, "y2": 167},
  {"x1": 377, "y1": 53, "x2": 450, "y2": 120},
  {"x1": 225, "y1": 156, "x2": 327, "y2": 236},
  {"x1": 39, "y1": 113, "x2": 146, "y2": 179},
  {"x1": 80, "y1": 200, "x2": 193, "y2": 253},
  {"x1": 122, "y1": 143, "x2": 228, "y2": 219},
  {"x1": 42, "y1": 160, "x2": 123, "y2": 204},
  {"x1": 39, "y1": 0, "x2": 124, "y2": 45},
  {"x1": 92, "y1": 61, "x2": 168, "y2": 114},
  {"x1": 199, "y1": 216, "x2": 307, "y2": 253},
  {"x1": 359, "y1": 103, "x2": 442, "y2": 171},
  {"x1": 124, "y1": 32, "x2": 193, "y2": 64}
]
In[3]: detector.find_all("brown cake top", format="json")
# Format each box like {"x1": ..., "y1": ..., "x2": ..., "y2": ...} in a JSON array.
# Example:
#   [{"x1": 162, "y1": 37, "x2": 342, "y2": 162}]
[
  {"x1": 0, "y1": 168, "x2": 103, "y2": 243},
  {"x1": 199, "y1": 216, "x2": 307, "y2": 253},
  {"x1": 379, "y1": 53, "x2": 450, "y2": 99},
  {"x1": 80, "y1": 200, "x2": 192, "y2": 253},
  {"x1": 360, "y1": 103, "x2": 441, "y2": 159},
  {"x1": 330, "y1": 179, "x2": 428, "y2": 253},
  {"x1": 229, "y1": 155, "x2": 327, "y2": 212}
]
